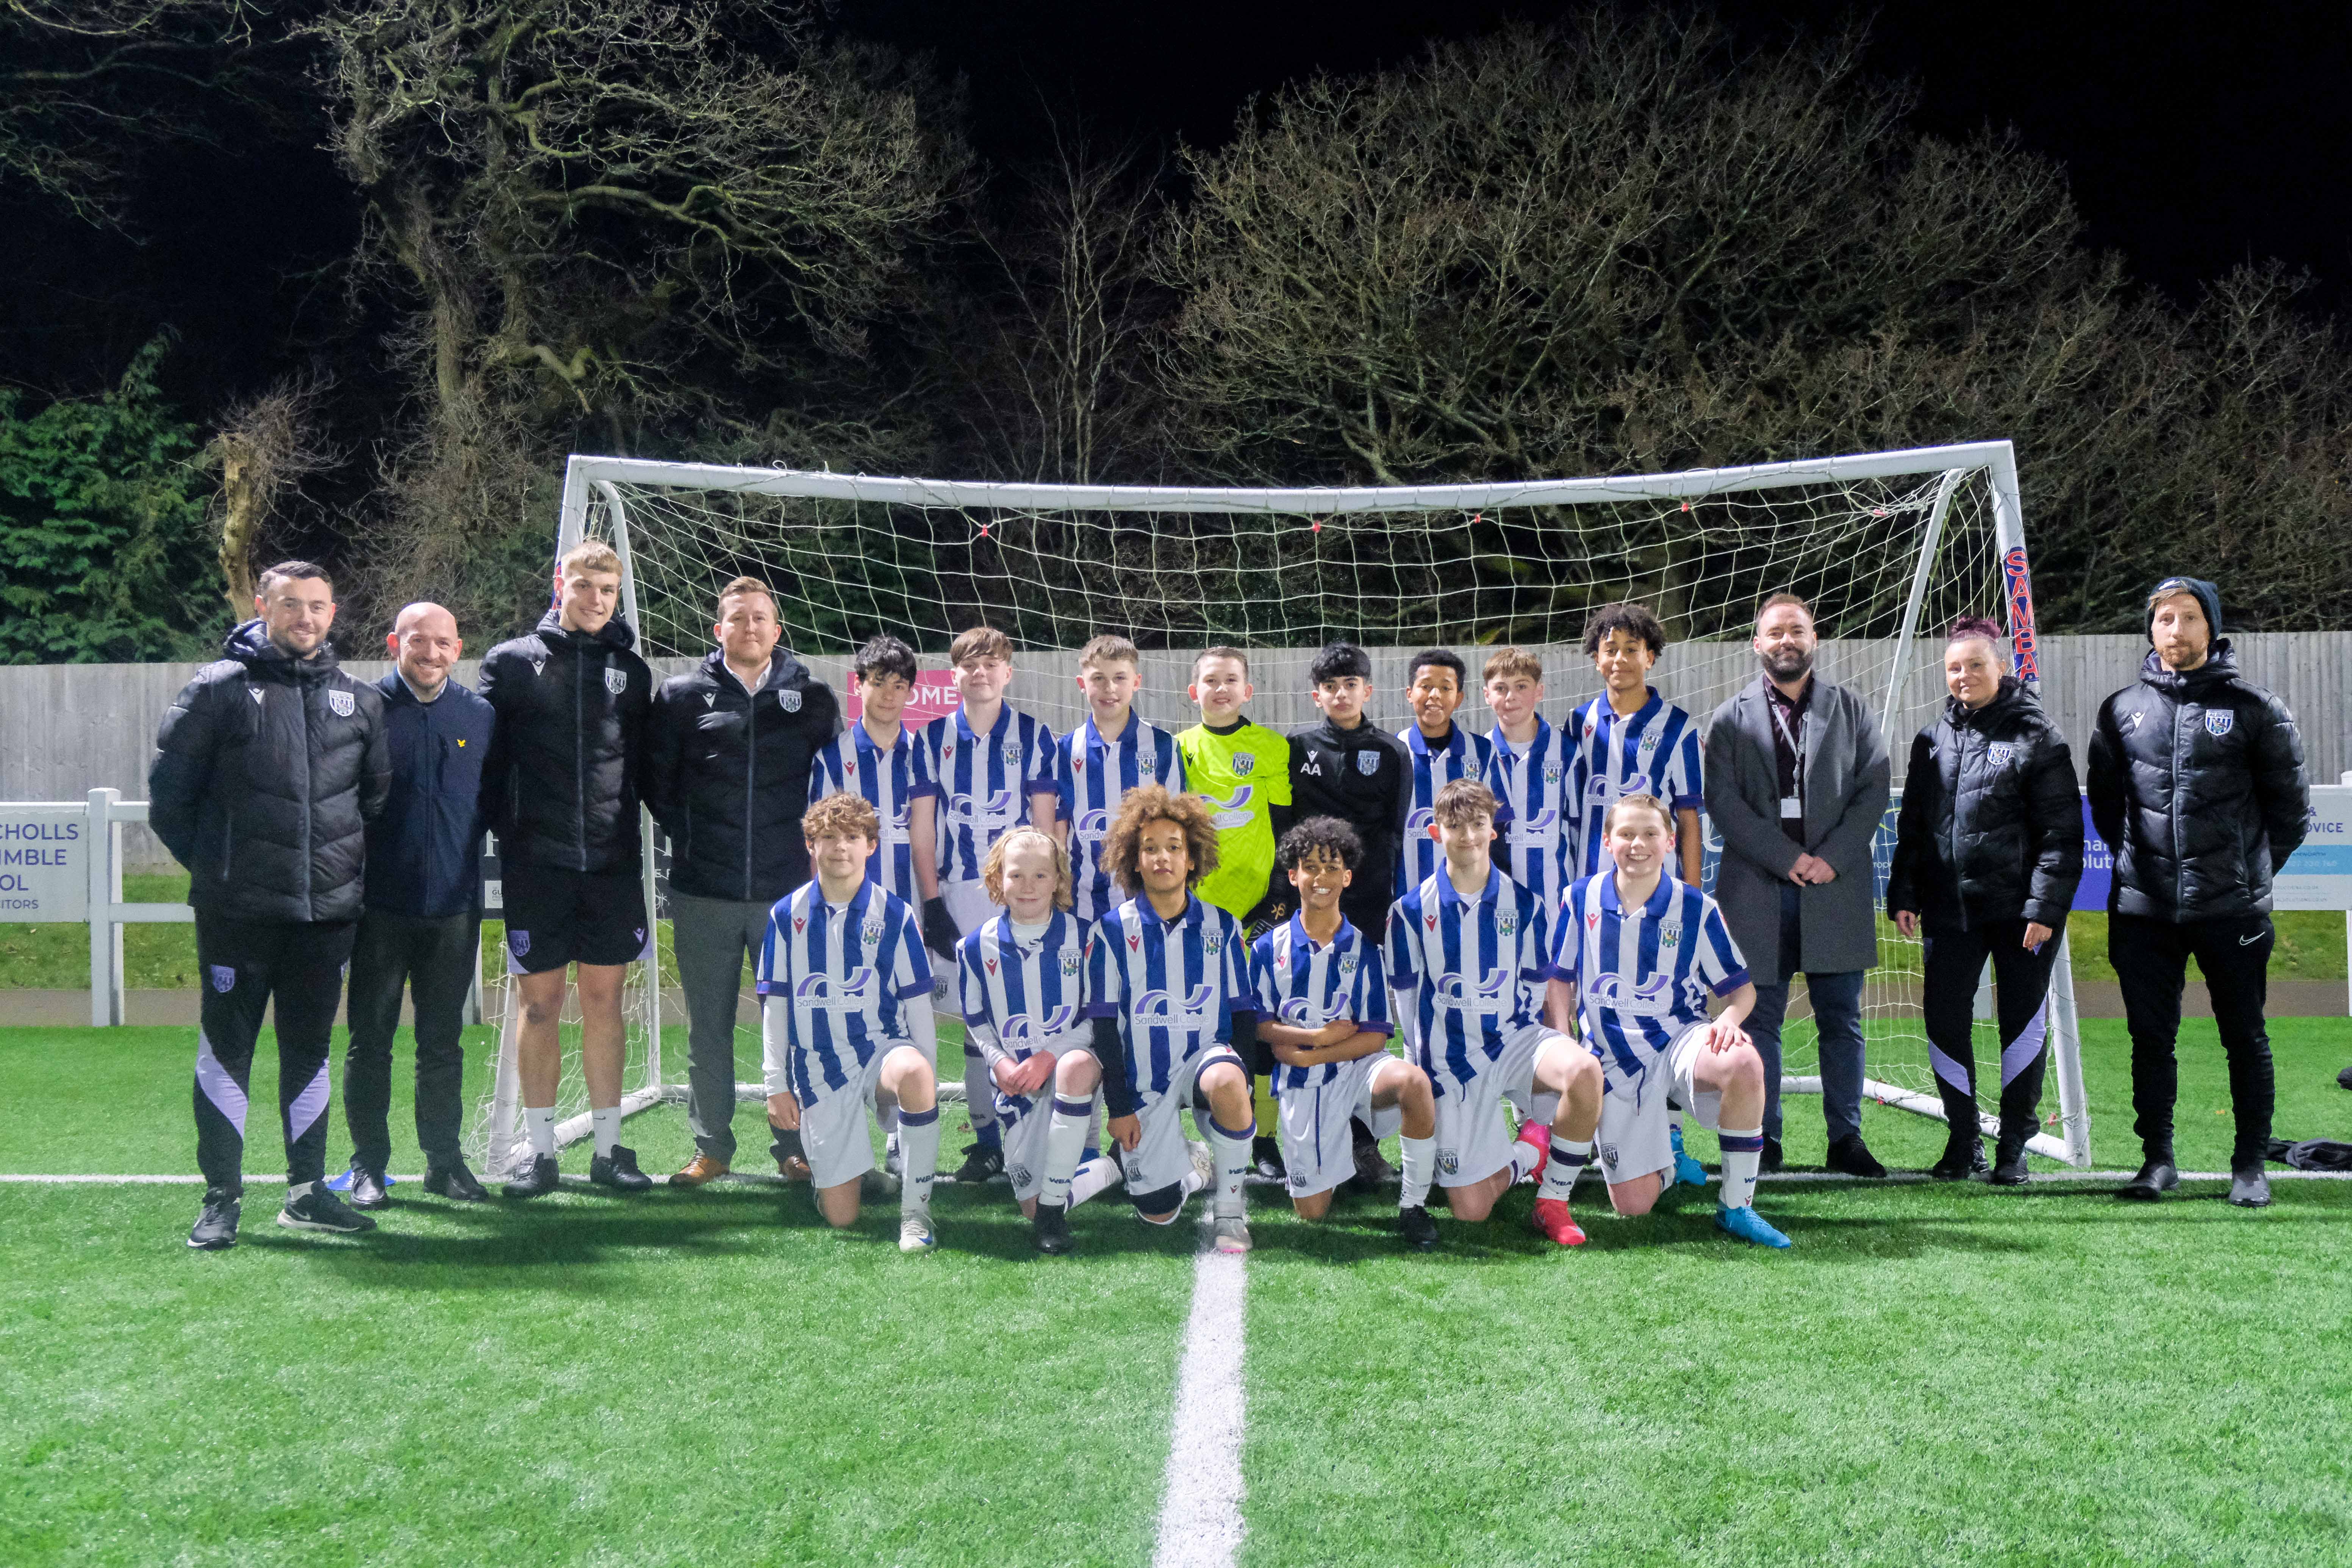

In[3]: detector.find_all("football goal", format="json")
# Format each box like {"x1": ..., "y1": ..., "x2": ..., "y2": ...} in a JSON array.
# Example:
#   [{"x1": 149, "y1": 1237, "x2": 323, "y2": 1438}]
[{"x1": 466, "y1": 439, "x2": 2092, "y2": 1176}]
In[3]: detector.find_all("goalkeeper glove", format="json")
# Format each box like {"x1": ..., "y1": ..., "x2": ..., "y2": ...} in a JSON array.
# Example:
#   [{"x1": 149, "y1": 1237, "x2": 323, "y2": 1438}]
[{"x1": 921, "y1": 896, "x2": 962, "y2": 957}]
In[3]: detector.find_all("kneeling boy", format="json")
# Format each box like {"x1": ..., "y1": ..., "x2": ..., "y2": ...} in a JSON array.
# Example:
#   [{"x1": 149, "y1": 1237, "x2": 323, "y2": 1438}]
[
  {"x1": 1253, "y1": 817, "x2": 1439, "y2": 1249},
  {"x1": 1083, "y1": 785, "x2": 1262, "y2": 1254},
  {"x1": 1387, "y1": 779, "x2": 1603, "y2": 1244},
  {"x1": 1547, "y1": 794, "x2": 1788, "y2": 1248},
  {"x1": 758, "y1": 793, "x2": 945, "y2": 1252},
  {"x1": 958, "y1": 827, "x2": 1123, "y2": 1256}
]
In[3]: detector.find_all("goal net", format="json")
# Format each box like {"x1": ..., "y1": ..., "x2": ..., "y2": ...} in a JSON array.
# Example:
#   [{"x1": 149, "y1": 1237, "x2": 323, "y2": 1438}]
[{"x1": 466, "y1": 440, "x2": 2091, "y2": 1175}]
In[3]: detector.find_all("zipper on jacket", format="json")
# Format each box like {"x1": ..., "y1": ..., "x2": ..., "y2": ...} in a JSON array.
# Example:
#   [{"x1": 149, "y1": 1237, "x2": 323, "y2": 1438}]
[
  {"x1": 2171, "y1": 696, "x2": 2186, "y2": 911},
  {"x1": 296, "y1": 677, "x2": 315, "y2": 917},
  {"x1": 744, "y1": 674, "x2": 758, "y2": 901},
  {"x1": 575, "y1": 649, "x2": 588, "y2": 872}
]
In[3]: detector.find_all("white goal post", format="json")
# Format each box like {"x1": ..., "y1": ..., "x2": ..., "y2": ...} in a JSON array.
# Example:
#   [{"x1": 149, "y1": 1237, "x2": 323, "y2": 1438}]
[{"x1": 469, "y1": 438, "x2": 2092, "y2": 1174}]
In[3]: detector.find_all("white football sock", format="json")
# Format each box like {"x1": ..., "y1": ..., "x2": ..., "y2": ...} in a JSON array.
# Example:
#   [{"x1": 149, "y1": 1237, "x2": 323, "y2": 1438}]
[
  {"x1": 1538, "y1": 1135, "x2": 1592, "y2": 1202},
  {"x1": 1209, "y1": 1113, "x2": 1254, "y2": 1219},
  {"x1": 524, "y1": 1106, "x2": 557, "y2": 1158},
  {"x1": 1040, "y1": 1095, "x2": 1092, "y2": 1210},
  {"x1": 1508, "y1": 1138, "x2": 1544, "y2": 1183},
  {"x1": 1399, "y1": 1134, "x2": 1436, "y2": 1209},
  {"x1": 1719, "y1": 1124, "x2": 1764, "y2": 1210},
  {"x1": 898, "y1": 1105, "x2": 941, "y2": 1219},
  {"x1": 590, "y1": 1105, "x2": 620, "y2": 1159},
  {"x1": 963, "y1": 1051, "x2": 998, "y2": 1139},
  {"x1": 1070, "y1": 1155, "x2": 1121, "y2": 1209}
]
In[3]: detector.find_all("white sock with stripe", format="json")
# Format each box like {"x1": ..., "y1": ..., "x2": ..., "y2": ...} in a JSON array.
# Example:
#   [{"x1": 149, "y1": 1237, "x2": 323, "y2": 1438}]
[
  {"x1": 1538, "y1": 1135, "x2": 1593, "y2": 1202},
  {"x1": 1718, "y1": 1125, "x2": 1765, "y2": 1210},
  {"x1": 1070, "y1": 1156, "x2": 1121, "y2": 1209},
  {"x1": 1207, "y1": 1113, "x2": 1254, "y2": 1219},
  {"x1": 1040, "y1": 1096, "x2": 1092, "y2": 1211},
  {"x1": 1399, "y1": 1135, "x2": 1435, "y2": 1209},
  {"x1": 898, "y1": 1105, "x2": 941, "y2": 1219}
]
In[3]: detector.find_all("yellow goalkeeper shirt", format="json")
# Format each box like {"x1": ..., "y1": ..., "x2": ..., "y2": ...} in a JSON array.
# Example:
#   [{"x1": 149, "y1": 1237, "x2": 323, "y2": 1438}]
[{"x1": 1177, "y1": 718, "x2": 1291, "y2": 919}]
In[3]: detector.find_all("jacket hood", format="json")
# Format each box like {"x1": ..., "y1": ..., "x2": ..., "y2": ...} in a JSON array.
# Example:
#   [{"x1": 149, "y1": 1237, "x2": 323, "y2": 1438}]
[
  {"x1": 534, "y1": 604, "x2": 638, "y2": 653},
  {"x1": 1944, "y1": 675, "x2": 2030, "y2": 729},
  {"x1": 698, "y1": 644, "x2": 811, "y2": 686},
  {"x1": 2139, "y1": 638, "x2": 2239, "y2": 694},
  {"x1": 224, "y1": 618, "x2": 339, "y2": 676}
]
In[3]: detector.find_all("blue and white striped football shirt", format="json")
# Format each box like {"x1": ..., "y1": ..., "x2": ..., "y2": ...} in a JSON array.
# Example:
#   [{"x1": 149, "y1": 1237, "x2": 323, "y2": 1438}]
[
  {"x1": 1250, "y1": 914, "x2": 1391, "y2": 1093},
  {"x1": 1082, "y1": 893, "x2": 1251, "y2": 1103},
  {"x1": 807, "y1": 721, "x2": 937, "y2": 904},
  {"x1": 1396, "y1": 724, "x2": 1504, "y2": 896},
  {"x1": 923, "y1": 705, "x2": 1059, "y2": 884},
  {"x1": 1055, "y1": 714, "x2": 1187, "y2": 919},
  {"x1": 1550, "y1": 872, "x2": 1748, "y2": 1097},
  {"x1": 1488, "y1": 716, "x2": 1576, "y2": 906},
  {"x1": 1567, "y1": 689, "x2": 1704, "y2": 879},
  {"x1": 958, "y1": 911, "x2": 1092, "y2": 1063},
  {"x1": 755, "y1": 879, "x2": 933, "y2": 1102},
  {"x1": 1383, "y1": 865, "x2": 1552, "y2": 1093}
]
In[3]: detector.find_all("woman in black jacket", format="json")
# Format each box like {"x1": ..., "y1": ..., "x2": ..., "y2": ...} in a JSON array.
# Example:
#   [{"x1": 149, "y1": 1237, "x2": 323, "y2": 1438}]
[{"x1": 1887, "y1": 618, "x2": 2085, "y2": 1184}]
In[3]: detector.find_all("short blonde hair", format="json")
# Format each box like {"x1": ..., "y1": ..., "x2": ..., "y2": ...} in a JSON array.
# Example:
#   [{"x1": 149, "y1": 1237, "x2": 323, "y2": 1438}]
[
  {"x1": 1079, "y1": 633, "x2": 1141, "y2": 672},
  {"x1": 802, "y1": 791, "x2": 879, "y2": 843},
  {"x1": 950, "y1": 625, "x2": 1012, "y2": 666},
  {"x1": 982, "y1": 827, "x2": 1073, "y2": 911},
  {"x1": 716, "y1": 575, "x2": 774, "y2": 615},
  {"x1": 561, "y1": 539, "x2": 623, "y2": 579},
  {"x1": 1602, "y1": 792, "x2": 1673, "y2": 836},
  {"x1": 1481, "y1": 647, "x2": 1542, "y2": 686}
]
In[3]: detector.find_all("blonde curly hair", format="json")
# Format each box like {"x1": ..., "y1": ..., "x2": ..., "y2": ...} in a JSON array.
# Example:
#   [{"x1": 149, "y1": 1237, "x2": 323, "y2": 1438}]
[{"x1": 981, "y1": 826, "x2": 1073, "y2": 911}]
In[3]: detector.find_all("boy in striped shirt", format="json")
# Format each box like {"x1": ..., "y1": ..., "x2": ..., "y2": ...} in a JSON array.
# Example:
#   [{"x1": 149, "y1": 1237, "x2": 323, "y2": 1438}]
[
  {"x1": 1547, "y1": 793, "x2": 1787, "y2": 1248},
  {"x1": 920, "y1": 624, "x2": 1060, "y2": 1183},
  {"x1": 1397, "y1": 649, "x2": 1503, "y2": 897},
  {"x1": 956, "y1": 827, "x2": 1123, "y2": 1256},
  {"x1": 1054, "y1": 634, "x2": 1187, "y2": 921},
  {"x1": 809, "y1": 634, "x2": 941, "y2": 909},
  {"x1": 1082, "y1": 785, "x2": 1262, "y2": 1254},
  {"x1": 757, "y1": 792, "x2": 944, "y2": 1252},
  {"x1": 1568, "y1": 603, "x2": 1705, "y2": 885},
  {"x1": 1481, "y1": 646, "x2": 1575, "y2": 907},
  {"x1": 1252, "y1": 818, "x2": 1439, "y2": 1250},
  {"x1": 1387, "y1": 779, "x2": 1601, "y2": 1245}
]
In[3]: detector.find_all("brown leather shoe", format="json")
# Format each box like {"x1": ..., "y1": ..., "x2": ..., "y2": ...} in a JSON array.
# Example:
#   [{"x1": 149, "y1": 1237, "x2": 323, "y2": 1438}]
[
  {"x1": 776, "y1": 1154, "x2": 812, "y2": 1183},
  {"x1": 672, "y1": 1153, "x2": 730, "y2": 1187}
]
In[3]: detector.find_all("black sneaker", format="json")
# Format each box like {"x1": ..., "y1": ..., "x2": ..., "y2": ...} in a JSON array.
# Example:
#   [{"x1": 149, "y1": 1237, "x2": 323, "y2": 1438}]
[
  {"x1": 346, "y1": 1166, "x2": 390, "y2": 1211},
  {"x1": 1399, "y1": 1204, "x2": 1440, "y2": 1251},
  {"x1": 2228, "y1": 1163, "x2": 2272, "y2": 1208},
  {"x1": 424, "y1": 1160, "x2": 488, "y2": 1201},
  {"x1": 504, "y1": 1154, "x2": 562, "y2": 1199},
  {"x1": 948, "y1": 1141, "x2": 1005, "y2": 1185},
  {"x1": 1825, "y1": 1134, "x2": 1888, "y2": 1179},
  {"x1": 278, "y1": 1183, "x2": 377, "y2": 1235},
  {"x1": 1759, "y1": 1136, "x2": 1785, "y2": 1175},
  {"x1": 1989, "y1": 1138, "x2": 2030, "y2": 1187},
  {"x1": 1032, "y1": 1201, "x2": 1075, "y2": 1256},
  {"x1": 2118, "y1": 1157, "x2": 2178, "y2": 1202},
  {"x1": 1929, "y1": 1134, "x2": 1988, "y2": 1181},
  {"x1": 188, "y1": 1187, "x2": 241, "y2": 1250},
  {"x1": 1251, "y1": 1135, "x2": 1287, "y2": 1182},
  {"x1": 590, "y1": 1144, "x2": 653, "y2": 1192}
]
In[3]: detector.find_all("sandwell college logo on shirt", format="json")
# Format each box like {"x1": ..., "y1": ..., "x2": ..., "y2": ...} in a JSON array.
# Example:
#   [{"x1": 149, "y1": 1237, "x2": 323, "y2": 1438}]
[
  {"x1": 950, "y1": 789, "x2": 1016, "y2": 824},
  {"x1": 795, "y1": 968, "x2": 878, "y2": 1011},
  {"x1": 1134, "y1": 985, "x2": 1218, "y2": 1026},
  {"x1": 1434, "y1": 970, "x2": 1509, "y2": 1012},
  {"x1": 1205, "y1": 783, "x2": 1255, "y2": 829},
  {"x1": 1584, "y1": 971, "x2": 1678, "y2": 1016}
]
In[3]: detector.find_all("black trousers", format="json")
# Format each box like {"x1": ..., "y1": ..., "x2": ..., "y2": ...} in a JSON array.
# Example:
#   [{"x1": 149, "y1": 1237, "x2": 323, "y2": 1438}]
[
  {"x1": 344, "y1": 908, "x2": 480, "y2": 1170},
  {"x1": 193, "y1": 911, "x2": 356, "y2": 1194},
  {"x1": 2110, "y1": 910, "x2": 2275, "y2": 1168},
  {"x1": 1920, "y1": 915, "x2": 2067, "y2": 1147}
]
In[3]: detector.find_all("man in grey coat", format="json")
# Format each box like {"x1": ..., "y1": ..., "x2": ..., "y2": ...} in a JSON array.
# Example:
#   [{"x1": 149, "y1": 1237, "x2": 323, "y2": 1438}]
[{"x1": 1704, "y1": 593, "x2": 1892, "y2": 1177}]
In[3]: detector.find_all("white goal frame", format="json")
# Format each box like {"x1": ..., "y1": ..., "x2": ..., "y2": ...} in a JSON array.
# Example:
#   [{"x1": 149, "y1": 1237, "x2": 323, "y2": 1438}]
[{"x1": 480, "y1": 438, "x2": 2091, "y2": 1171}]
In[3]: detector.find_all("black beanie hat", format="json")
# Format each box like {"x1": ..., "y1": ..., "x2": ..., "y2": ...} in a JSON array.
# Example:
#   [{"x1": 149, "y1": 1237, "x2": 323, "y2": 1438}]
[{"x1": 2146, "y1": 577, "x2": 2222, "y2": 641}]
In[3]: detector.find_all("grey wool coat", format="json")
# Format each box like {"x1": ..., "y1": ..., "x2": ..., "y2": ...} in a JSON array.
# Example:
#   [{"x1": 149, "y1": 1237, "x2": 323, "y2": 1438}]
[{"x1": 1703, "y1": 673, "x2": 1892, "y2": 978}]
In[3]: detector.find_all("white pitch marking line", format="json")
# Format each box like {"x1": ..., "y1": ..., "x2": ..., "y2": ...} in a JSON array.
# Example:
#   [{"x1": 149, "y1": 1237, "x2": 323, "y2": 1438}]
[{"x1": 1150, "y1": 1247, "x2": 1249, "y2": 1568}]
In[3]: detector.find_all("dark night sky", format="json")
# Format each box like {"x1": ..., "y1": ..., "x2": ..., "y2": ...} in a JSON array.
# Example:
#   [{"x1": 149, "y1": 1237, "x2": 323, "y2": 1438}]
[{"x1": 5, "y1": 0, "x2": 2348, "y2": 413}]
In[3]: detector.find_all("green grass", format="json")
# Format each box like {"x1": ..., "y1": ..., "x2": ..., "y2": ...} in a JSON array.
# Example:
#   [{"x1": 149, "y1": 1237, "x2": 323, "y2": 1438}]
[
  {"x1": 9, "y1": 879, "x2": 2344, "y2": 991},
  {"x1": 2, "y1": 1021, "x2": 2349, "y2": 1564}
]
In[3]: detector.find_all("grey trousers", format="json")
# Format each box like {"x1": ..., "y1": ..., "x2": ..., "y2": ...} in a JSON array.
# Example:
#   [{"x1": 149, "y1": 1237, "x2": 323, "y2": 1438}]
[{"x1": 670, "y1": 890, "x2": 773, "y2": 1164}]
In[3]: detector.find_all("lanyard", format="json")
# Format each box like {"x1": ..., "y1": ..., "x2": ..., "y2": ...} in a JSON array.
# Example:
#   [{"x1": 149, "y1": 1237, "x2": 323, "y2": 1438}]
[{"x1": 1767, "y1": 692, "x2": 1806, "y2": 797}]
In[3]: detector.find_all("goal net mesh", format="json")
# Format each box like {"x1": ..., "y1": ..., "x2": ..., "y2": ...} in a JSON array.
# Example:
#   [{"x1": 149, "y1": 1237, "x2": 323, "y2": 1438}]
[{"x1": 470, "y1": 452, "x2": 2081, "y2": 1173}]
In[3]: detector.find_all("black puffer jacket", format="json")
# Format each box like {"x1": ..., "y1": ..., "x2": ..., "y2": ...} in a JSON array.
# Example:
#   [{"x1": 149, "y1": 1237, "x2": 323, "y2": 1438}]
[
  {"x1": 1886, "y1": 678, "x2": 2083, "y2": 929},
  {"x1": 148, "y1": 620, "x2": 390, "y2": 922},
  {"x1": 646, "y1": 647, "x2": 841, "y2": 902},
  {"x1": 478, "y1": 609, "x2": 654, "y2": 874},
  {"x1": 2086, "y1": 642, "x2": 2309, "y2": 921}
]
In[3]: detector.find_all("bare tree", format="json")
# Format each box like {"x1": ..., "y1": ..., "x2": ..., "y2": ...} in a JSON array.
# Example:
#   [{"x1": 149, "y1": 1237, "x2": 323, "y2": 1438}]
[{"x1": 207, "y1": 371, "x2": 345, "y2": 613}]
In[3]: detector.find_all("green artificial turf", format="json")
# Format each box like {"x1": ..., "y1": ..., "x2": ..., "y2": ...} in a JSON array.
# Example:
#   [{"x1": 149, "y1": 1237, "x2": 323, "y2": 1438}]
[{"x1": 2, "y1": 1022, "x2": 2347, "y2": 1566}]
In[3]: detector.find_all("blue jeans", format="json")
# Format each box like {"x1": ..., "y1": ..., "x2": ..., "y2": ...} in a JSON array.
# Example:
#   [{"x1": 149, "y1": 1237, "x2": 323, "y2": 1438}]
[{"x1": 1745, "y1": 882, "x2": 1867, "y2": 1144}]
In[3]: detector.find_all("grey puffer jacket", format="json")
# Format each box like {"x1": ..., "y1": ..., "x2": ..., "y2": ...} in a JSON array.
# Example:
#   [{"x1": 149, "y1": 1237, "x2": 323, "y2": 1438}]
[
  {"x1": 1886, "y1": 678, "x2": 2083, "y2": 930},
  {"x1": 2085, "y1": 642, "x2": 2308, "y2": 921}
]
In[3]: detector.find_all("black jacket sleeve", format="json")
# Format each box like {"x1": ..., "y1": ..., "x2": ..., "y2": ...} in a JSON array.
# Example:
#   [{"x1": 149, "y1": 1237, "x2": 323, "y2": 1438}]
[
  {"x1": 2021, "y1": 730, "x2": 2085, "y2": 926},
  {"x1": 358, "y1": 696, "x2": 393, "y2": 825},
  {"x1": 2085, "y1": 696, "x2": 2125, "y2": 856},
  {"x1": 147, "y1": 671, "x2": 220, "y2": 869},
  {"x1": 1884, "y1": 730, "x2": 1933, "y2": 916},
  {"x1": 1093, "y1": 1014, "x2": 1135, "y2": 1118},
  {"x1": 644, "y1": 684, "x2": 686, "y2": 842},
  {"x1": 476, "y1": 650, "x2": 513, "y2": 843},
  {"x1": 2250, "y1": 692, "x2": 2311, "y2": 867}
]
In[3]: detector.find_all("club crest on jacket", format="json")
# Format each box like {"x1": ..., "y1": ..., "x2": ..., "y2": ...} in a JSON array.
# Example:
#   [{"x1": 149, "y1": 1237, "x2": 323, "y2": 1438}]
[
  {"x1": 604, "y1": 666, "x2": 627, "y2": 696},
  {"x1": 328, "y1": 690, "x2": 355, "y2": 718},
  {"x1": 2205, "y1": 710, "x2": 2234, "y2": 737}
]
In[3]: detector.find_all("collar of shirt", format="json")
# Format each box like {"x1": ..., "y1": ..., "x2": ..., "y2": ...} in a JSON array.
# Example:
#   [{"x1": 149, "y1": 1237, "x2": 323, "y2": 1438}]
[
  {"x1": 1404, "y1": 723, "x2": 1464, "y2": 761},
  {"x1": 727, "y1": 660, "x2": 773, "y2": 696},
  {"x1": 1433, "y1": 864, "x2": 1506, "y2": 911},
  {"x1": 1597, "y1": 872, "x2": 1676, "y2": 922},
  {"x1": 1137, "y1": 893, "x2": 1207, "y2": 933},
  {"x1": 955, "y1": 703, "x2": 1014, "y2": 747},
  {"x1": 1286, "y1": 911, "x2": 1355, "y2": 954},
  {"x1": 854, "y1": 721, "x2": 911, "y2": 761},
  {"x1": 1081, "y1": 714, "x2": 1135, "y2": 755},
  {"x1": 1763, "y1": 674, "x2": 1813, "y2": 717},
  {"x1": 1490, "y1": 714, "x2": 1553, "y2": 758},
  {"x1": 1603, "y1": 687, "x2": 1664, "y2": 726},
  {"x1": 807, "y1": 879, "x2": 876, "y2": 928}
]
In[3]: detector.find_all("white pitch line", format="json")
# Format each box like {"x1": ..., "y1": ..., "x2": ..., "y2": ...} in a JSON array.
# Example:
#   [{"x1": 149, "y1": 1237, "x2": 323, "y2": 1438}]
[{"x1": 1150, "y1": 1247, "x2": 1249, "y2": 1568}]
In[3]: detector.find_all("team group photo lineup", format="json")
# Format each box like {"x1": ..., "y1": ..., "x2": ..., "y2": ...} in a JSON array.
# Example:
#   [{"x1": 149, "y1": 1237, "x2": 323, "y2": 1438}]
[{"x1": 156, "y1": 545, "x2": 2312, "y2": 1257}]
